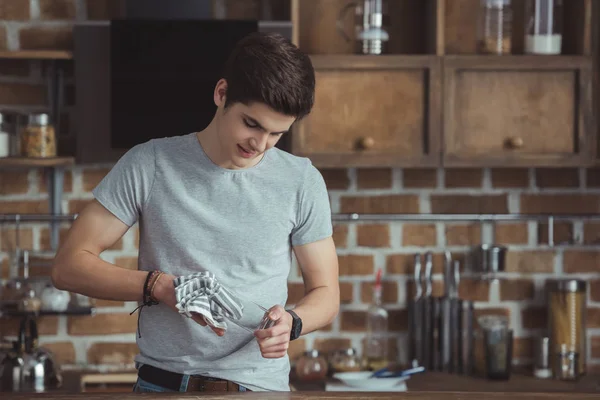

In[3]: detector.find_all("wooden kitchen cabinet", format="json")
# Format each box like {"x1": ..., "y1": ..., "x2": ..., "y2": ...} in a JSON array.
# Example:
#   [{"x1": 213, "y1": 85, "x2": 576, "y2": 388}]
[
  {"x1": 292, "y1": 55, "x2": 441, "y2": 168},
  {"x1": 442, "y1": 56, "x2": 594, "y2": 167}
]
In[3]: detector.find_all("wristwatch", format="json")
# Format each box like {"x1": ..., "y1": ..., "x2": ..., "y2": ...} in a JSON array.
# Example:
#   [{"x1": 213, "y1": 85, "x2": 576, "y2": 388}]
[{"x1": 286, "y1": 309, "x2": 302, "y2": 341}]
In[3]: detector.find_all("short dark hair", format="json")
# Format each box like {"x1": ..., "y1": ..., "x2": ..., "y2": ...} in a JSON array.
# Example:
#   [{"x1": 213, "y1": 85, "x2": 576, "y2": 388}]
[{"x1": 222, "y1": 32, "x2": 315, "y2": 120}]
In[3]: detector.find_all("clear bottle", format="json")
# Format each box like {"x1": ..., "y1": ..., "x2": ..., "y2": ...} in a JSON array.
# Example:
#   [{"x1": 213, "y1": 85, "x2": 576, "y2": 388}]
[
  {"x1": 478, "y1": 0, "x2": 513, "y2": 55},
  {"x1": 525, "y1": 0, "x2": 563, "y2": 55},
  {"x1": 365, "y1": 269, "x2": 388, "y2": 371}
]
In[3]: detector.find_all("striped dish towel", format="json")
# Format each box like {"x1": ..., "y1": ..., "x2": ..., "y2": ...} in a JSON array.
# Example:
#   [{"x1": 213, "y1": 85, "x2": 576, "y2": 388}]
[{"x1": 174, "y1": 271, "x2": 244, "y2": 331}]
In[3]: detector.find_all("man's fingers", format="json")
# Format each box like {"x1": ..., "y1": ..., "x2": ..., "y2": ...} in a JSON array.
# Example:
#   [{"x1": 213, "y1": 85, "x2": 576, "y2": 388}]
[{"x1": 191, "y1": 313, "x2": 207, "y2": 326}]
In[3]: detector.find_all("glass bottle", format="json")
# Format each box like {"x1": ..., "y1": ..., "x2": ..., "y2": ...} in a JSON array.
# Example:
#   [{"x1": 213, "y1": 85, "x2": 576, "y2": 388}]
[
  {"x1": 365, "y1": 268, "x2": 388, "y2": 371},
  {"x1": 525, "y1": 0, "x2": 563, "y2": 55},
  {"x1": 478, "y1": 0, "x2": 513, "y2": 55},
  {"x1": 20, "y1": 113, "x2": 56, "y2": 158}
]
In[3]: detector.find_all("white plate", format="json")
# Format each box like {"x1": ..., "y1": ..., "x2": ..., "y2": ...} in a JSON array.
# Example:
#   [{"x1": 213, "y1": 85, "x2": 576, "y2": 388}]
[{"x1": 332, "y1": 371, "x2": 409, "y2": 390}]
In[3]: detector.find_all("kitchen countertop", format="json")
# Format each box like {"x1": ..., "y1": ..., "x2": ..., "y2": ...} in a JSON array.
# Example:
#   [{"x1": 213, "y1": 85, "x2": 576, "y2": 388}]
[{"x1": 3, "y1": 392, "x2": 600, "y2": 399}]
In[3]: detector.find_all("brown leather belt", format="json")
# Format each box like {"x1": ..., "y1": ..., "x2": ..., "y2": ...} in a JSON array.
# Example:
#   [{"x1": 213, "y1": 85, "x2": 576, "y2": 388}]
[{"x1": 138, "y1": 364, "x2": 249, "y2": 392}]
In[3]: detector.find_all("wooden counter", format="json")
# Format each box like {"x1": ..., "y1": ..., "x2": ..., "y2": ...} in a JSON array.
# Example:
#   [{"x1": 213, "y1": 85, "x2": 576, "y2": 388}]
[{"x1": 3, "y1": 392, "x2": 600, "y2": 399}]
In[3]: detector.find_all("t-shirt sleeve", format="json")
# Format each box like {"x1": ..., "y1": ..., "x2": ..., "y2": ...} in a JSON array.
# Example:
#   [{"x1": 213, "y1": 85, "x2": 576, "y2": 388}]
[
  {"x1": 91, "y1": 140, "x2": 156, "y2": 227},
  {"x1": 291, "y1": 162, "x2": 333, "y2": 247}
]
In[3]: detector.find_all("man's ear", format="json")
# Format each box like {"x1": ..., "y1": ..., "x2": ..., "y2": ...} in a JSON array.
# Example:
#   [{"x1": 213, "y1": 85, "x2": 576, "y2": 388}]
[{"x1": 214, "y1": 78, "x2": 228, "y2": 106}]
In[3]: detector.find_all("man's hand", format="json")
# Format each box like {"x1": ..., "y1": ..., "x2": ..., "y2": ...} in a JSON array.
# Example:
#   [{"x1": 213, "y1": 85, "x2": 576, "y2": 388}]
[
  {"x1": 254, "y1": 305, "x2": 292, "y2": 359},
  {"x1": 152, "y1": 272, "x2": 225, "y2": 337}
]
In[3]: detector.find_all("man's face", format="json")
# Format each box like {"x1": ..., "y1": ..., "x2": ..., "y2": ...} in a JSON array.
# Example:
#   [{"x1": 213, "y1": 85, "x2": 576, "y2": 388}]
[{"x1": 214, "y1": 87, "x2": 296, "y2": 169}]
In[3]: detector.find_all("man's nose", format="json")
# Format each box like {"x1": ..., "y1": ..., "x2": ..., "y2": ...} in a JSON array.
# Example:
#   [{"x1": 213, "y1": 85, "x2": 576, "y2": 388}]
[{"x1": 251, "y1": 134, "x2": 269, "y2": 152}]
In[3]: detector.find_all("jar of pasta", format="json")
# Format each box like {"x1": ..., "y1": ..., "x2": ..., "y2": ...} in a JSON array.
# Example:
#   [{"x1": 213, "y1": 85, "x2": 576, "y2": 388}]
[{"x1": 20, "y1": 113, "x2": 56, "y2": 157}]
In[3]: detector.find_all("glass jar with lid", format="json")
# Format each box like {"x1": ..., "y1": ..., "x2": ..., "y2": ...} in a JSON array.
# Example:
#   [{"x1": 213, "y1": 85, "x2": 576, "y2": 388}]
[
  {"x1": 329, "y1": 348, "x2": 362, "y2": 373},
  {"x1": 295, "y1": 350, "x2": 328, "y2": 381},
  {"x1": 478, "y1": 0, "x2": 513, "y2": 55},
  {"x1": 20, "y1": 113, "x2": 56, "y2": 157}
]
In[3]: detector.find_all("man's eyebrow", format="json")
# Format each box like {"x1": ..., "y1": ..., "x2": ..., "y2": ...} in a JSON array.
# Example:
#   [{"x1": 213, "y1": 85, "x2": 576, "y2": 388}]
[{"x1": 242, "y1": 113, "x2": 288, "y2": 134}]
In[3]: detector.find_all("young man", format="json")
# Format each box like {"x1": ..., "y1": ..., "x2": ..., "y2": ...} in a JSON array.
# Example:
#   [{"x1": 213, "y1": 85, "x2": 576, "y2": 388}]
[{"x1": 51, "y1": 32, "x2": 339, "y2": 392}]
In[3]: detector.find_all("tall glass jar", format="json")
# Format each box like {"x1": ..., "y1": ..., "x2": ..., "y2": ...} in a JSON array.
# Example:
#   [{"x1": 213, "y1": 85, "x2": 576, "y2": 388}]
[
  {"x1": 478, "y1": 0, "x2": 513, "y2": 55},
  {"x1": 525, "y1": 0, "x2": 563, "y2": 54},
  {"x1": 20, "y1": 113, "x2": 56, "y2": 157}
]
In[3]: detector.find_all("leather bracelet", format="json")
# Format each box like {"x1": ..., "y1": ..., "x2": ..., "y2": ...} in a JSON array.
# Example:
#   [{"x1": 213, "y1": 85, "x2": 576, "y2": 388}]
[
  {"x1": 149, "y1": 272, "x2": 163, "y2": 303},
  {"x1": 143, "y1": 271, "x2": 159, "y2": 305}
]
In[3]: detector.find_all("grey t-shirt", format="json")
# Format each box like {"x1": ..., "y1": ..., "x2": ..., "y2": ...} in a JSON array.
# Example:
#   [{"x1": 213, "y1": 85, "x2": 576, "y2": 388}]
[{"x1": 92, "y1": 132, "x2": 333, "y2": 391}]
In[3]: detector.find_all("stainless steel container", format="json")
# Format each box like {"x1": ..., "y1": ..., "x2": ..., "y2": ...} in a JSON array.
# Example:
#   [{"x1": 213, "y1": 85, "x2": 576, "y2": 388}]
[{"x1": 471, "y1": 245, "x2": 507, "y2": 280}]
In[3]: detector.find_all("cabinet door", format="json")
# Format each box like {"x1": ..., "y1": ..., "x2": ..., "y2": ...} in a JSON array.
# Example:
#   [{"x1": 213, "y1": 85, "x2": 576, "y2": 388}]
[
  {"x1": 442, "y1": 56, "x2": 594, "y2": 167},
  {"x1": 292, "y1": 56, "x2": 441, "y2": 167}
]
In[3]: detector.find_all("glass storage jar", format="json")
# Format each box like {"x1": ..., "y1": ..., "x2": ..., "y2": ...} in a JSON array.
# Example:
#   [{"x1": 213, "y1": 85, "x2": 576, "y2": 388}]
[
  {"x1": 329, "y1": 348, "x2": 362, "y2": 373},
  {"x1": 20, "y1": 113, "x2": 56, "y2": 157},
  {"x1": 478, "y1": 0, "x2": 513, "y2": 55},
  {"x1": 525, "y1": 0, "x2": 563, "y2": 54},
  {"x1": 295, "y1": 350, "x2": 328, "y2": 381}
]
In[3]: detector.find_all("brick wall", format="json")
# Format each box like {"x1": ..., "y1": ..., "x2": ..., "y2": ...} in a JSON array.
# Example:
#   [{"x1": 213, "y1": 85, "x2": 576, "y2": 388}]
[{"x1": 1, "y1": 0, "x2": 600, "y2": 374}]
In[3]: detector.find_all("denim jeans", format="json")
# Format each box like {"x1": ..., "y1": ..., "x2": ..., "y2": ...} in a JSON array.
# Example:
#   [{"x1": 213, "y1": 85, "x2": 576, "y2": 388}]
[{"x1": 133, "y1": 365, "x2": 248, "y2": 393}]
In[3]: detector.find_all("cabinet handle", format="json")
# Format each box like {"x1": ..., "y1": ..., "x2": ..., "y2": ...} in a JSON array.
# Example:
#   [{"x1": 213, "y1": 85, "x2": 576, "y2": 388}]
[
  {"x1": 506, "y1": 136, "x2": 524, "y2": 149},
  {"x1": 359, "y1": 136, "x2": 375, "y2": 150}
]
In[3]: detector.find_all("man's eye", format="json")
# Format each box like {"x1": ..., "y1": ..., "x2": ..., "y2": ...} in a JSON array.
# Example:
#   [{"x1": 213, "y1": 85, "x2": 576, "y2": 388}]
[{"x1": 243, "y1": 120, "x2": 258, "y2": 129}]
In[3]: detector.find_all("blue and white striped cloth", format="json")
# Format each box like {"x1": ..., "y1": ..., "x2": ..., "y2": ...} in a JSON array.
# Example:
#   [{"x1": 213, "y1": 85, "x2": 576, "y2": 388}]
[{"x1": 174, "y1": 271, "x2": 244, "y2": 330}]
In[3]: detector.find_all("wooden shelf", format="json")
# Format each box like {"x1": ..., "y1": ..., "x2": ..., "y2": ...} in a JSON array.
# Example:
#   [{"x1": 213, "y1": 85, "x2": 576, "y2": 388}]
[
  {"x1": 0, "y1": 156, "x2": 75, "y2": 168},
  {"x1": 0, "y1": 50, "x2": 73, "y2": 60}
]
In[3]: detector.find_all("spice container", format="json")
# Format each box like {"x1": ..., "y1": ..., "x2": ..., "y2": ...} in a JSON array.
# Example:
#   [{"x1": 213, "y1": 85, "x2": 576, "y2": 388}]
[
  {"x1": 534, "y1": 336, "x2": 552, "y2": 379},
  {"x1": 547, "y1": 279, "x2": 587, "y2": 378},
  {"x1": 525, "y1": 0, "x2": 563, "y2": 54},
  {"x1": 295, "y1": 350, "x2": 328, "y2": 381},
  {"x1": 329, "y1": 348, "x2": 362, "y2": 373},
  {"x1": 478, "y1": 0, "x2": 513, "y2": 55},
  {"x1": 20, "y1": 113, "x2": 56, "y2": 157}
]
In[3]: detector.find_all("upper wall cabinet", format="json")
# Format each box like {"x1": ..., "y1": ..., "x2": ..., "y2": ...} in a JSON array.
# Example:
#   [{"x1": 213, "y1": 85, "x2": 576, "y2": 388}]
[{"x1": 289, "y1": 0, "x2": 597, "y2": 168}]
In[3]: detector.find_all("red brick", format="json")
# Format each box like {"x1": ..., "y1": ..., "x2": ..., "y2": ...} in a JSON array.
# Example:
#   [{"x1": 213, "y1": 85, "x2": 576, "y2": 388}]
[
  {"x1": 0, "y1": 26, "x2": 6, "y2": 51},
  {"x1": 403, "y1": 169, "x2": 437, "y2": 188},
  {"x1": 19, "y1": 27, "x2": 73, "y2": 50},
  {"x1": 494, "y1": 223, "x2": 528, "y2": 245},
  {"x1": 591, "y1": 337, "x2": 600, "y2": 359},
  {"x1": 584, "y1": 222, "x2": 600, "y2": 245},
  {"x1": 68, "y1": 313, "x2": 137, "y2": 335},
  {"x1": 402, "y1": 224, "x2": 436, "y2": 247},
  {"x1": 387, "y1": 252, "x2": 447, "y2": 275},
  {"x1": 340, "y1": 311, "x2": 366, "y2": 332},
  {"x1": 332, "y1": 225, "x2": 348, "y2": 248},
  {"x1": 357, "y1": 168, "x2": 392, "y2": 189},
  {"x1": 313, "y1": 338, "x2": 351, "y2": 355},
  {"x1": 339, "y1": 282, "x2": 353, "y2": 304},
  {"x1": 405, "y1": 280, "x2": 445, "y2": 299},
  {"x1": 535, "y1": 168, "x2": 579, "y2": 188},
  {"x1": 500, "y1": 279, "x2": 535, "y2": 301},
  {"x1": 587, "y1": 167, "x2": 600, "y2": 187},
  {"x1": 340, "y1": 195, "x2": 419, "y2": 214},
  {"x1": 506, "y1": 251, "x2": 555, "y2": 273},
  {"x1": 0, "y1": 316, "x2": 59, "y2": 336},
  {"x1": 491, "y1": 168, "x2": 530, "y2": 188},
  {"x1": 388, "y1": 309, "x2": 408, "y2": 332},
  {"x1": 0, "y1": 227, "x2": 33, "y2": 251},
  {"x1": 39, "y1": 0, "x2": 76, "y2": 20},
  {"x1": 319, "y1": 169, "x2": 349, "y2": 190},
  {"x1": 521, "y1": 307, "x2": 546, "y2": 330},
  {"x1": 360, "y1": 281, "x2": 398, "y2": 304},
  {"x1": 591, "y1": 280, "x2": 600, "y2": 303},
  {"x1": 444, "y1": 169, "x2": 483, "y2": 188},
  {"x1": 588, "y1": 308, "x2": 600, "y2": 328},
  {"x1": 0, "y1": 83, "x2": 46, "y2": 105},
  {"x1": 87, "y1": 342, "x2": 138, "y2": 365},
  {"x1": 86, "y1": 0, "x2": 125, "y2": 20},
  {"x1": 39, "y1": 342, "x2": 76, "y2": 365},
  {"x1": 0, "y1": 171, "x2": 29, "y2": 194},
  {"x1": 39, "y1": 169, "x2": 73, "y2": 194},
  {"x1": 0, "y1": 59, "x2": 29, "y2": 76},
  {"x1": 538, "y1": 222, "x2": 573, "y2": 245},
  {"x1": 563, "y1": 251, "x2": 600, "y2": 273},
  {"x1": 513, "y1": 337, "x2": 534, "y2": 359},
  {"x1": 445, "y1": 224, "x2": 481, "y2": 246},
  {"x1": 0, "y1": 0, "x2": 30, "y2": 20},
  {"x1": 357, "y1": 224, "x2": 390, "y2": 247},
  {"x1": 521, "y1": 194, "x2": 600, "y2": 214},
  {"x1": 431, "y1": 195, "x2": 507, "y2": 214},
  {"x1": 339, "y1": 255, "x2": 374, "y2": 276},
  {"x1": 458, "y1": 279, "x2": 490, "y2": 302},
  {"x1": 288, "y1": 338, "x2": 306, "y2": 361}
]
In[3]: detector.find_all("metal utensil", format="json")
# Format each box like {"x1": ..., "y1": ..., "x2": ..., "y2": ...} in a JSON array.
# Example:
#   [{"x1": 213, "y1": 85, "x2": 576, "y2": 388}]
[
  {"x1": 408, "y1": 254, "x2": 423, "y2": 366},
  {"x1": 439, "y1": 251, "x2": 452, "y2": 372},
  {"x1": 422, "y1": 251, "x2": 434, "y2": 370},
  {"x1": 451, "y1": 260, "x2": 463, "y2": 374}
]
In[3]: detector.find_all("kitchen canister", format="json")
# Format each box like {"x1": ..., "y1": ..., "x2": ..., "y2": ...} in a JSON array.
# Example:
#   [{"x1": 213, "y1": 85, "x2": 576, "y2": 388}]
[{"x1": 547, "y1": 279, "x2": 587, "y2": 379}]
